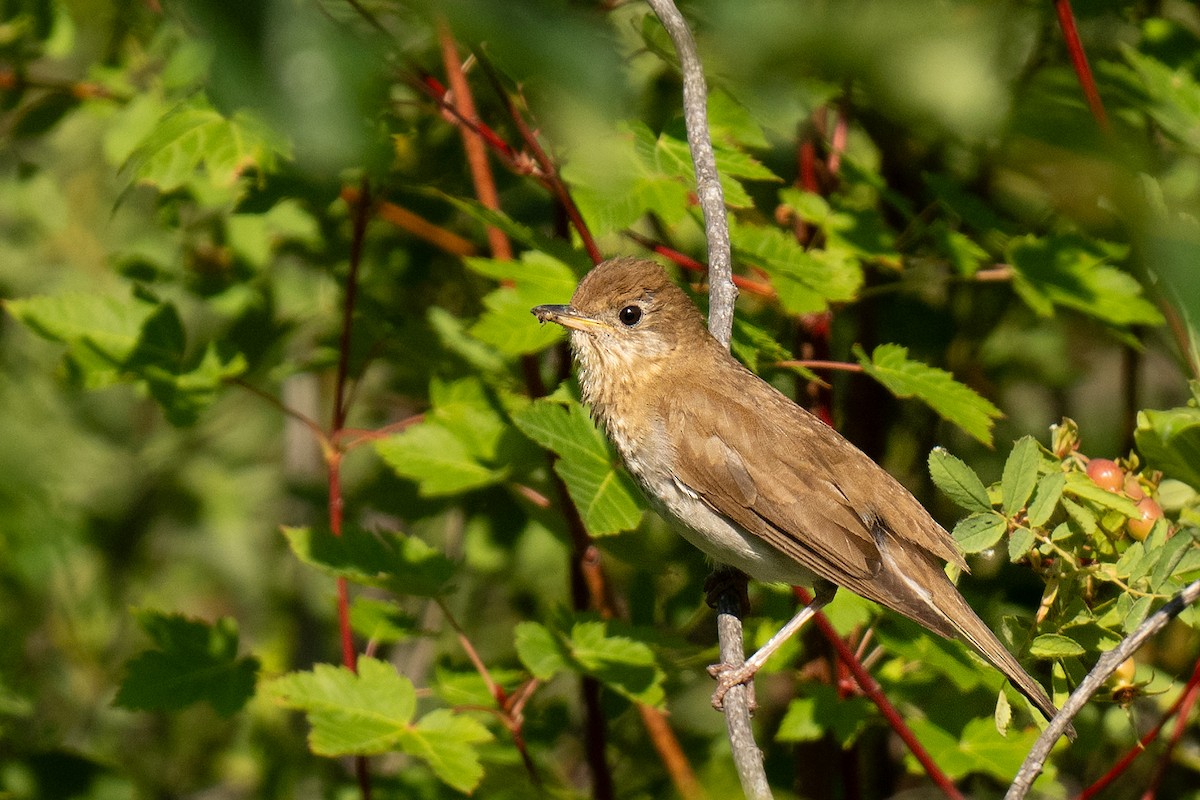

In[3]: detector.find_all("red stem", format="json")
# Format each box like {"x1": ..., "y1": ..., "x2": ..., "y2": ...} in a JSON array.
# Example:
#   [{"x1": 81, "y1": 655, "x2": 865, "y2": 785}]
[
  {"x1": 1054, "y1": 0, "x2": 1110, "y2": 132},
  {"x1": 794, "y1": 587, "x2": 965, "y2": 800},
  {"x1": 1078, "y1": 655, "x2": 1200, "y2": 800}
]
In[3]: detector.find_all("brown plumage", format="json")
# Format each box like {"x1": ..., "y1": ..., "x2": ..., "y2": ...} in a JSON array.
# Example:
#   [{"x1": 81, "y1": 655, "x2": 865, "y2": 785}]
[{"x1": 533, "y1": 256, "x2": 1070, "y2": 738}]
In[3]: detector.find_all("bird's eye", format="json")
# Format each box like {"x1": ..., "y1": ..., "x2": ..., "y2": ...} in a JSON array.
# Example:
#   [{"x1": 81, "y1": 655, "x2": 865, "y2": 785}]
[{"x1": 618, "y1": 305, "x2": 642, "y2": 327}]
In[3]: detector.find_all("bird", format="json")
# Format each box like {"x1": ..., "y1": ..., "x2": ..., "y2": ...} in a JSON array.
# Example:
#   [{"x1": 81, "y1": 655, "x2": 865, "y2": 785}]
[{"x1": 532, "y1": 256, "x2": 1070, "y2": 739}]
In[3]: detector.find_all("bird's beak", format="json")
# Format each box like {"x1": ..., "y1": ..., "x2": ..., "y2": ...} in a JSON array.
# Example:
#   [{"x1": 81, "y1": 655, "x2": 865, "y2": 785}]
[{"x1": 532, "y1": 304, "x2": 606, "y2": 332}]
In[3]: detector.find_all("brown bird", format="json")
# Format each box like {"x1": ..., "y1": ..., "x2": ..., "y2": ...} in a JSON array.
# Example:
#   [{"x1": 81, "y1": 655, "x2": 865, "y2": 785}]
[{"x1": 533, "y1": 256, "x2": 1070, "y2": 738}]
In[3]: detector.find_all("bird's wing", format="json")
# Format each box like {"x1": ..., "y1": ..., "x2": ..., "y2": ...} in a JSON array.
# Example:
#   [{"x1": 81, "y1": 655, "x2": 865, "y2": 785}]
[{"x1": 665, "y1": 374, "x2": 966, "y2": 593}]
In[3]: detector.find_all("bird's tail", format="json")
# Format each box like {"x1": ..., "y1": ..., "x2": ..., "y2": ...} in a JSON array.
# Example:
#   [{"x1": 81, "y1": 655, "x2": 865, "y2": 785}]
[{"x1": 932, "y1": 582, "x2": 1078, "y2": 742}]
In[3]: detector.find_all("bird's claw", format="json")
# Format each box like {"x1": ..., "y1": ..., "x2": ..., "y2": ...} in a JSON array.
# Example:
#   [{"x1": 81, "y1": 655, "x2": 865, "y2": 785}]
[{"x1": 707, "y1": 662, "x2": 757, "y2": 712}]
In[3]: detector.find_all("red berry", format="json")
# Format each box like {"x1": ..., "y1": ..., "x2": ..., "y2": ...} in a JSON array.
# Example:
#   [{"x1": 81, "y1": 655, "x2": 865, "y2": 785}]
[
  {"x1": 1086, "y1": 458, "x2": 1124, "y2": 492},
  {"x1": 1127, "y1": 497, "x2": 1163, "y2": 541}
]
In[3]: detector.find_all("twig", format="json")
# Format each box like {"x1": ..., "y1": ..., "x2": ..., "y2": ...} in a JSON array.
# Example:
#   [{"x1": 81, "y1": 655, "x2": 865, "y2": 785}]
[
  {"x1": 645, "y1": 0, "x2": 736, "y2": 346},
  {"x1": 1054, "y1": 0, "x2": 1109, "y2": 132},
  {"x1": 1006, "y1": 578, "x2": 1200, "y2": 800},
  {"x1": 794, "y1": 588, "x2": 965, "y2": 800},
  {"x1": 622, "y1": 232, "x2": 775, "y2": 297},
  {"x1": 341, "y1": 186, "x2": 477, "y2": 256},
  {"x1": 437, "y1": 22, "x2": 513, "y2": 261},
  {"x1": 773, "y1": 359, "x2": 864, "y2": 374}
]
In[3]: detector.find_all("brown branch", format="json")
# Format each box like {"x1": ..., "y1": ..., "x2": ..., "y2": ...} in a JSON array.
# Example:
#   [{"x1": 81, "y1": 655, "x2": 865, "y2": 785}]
[
  {"x1": 437, "y1": 22, "x2": 513, "y2": 261},
  {"x1": 341, "y1": 186, "x2": 476, "y2": 256},
  {"x1": 795, "y1": 588, "x2": 965, "y2": 800},
  {"x1": 774, "y1": 359, "x2": 864, "y2": 374},
  {"x1": 1007, "y1": 578, "x2": 1200, "y2": 800}
]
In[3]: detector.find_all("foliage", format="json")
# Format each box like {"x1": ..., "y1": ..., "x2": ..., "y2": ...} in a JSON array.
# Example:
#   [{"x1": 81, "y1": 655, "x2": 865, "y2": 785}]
[{"x1": 1, "y1": 1, "x2": 1199, "y2": 798}]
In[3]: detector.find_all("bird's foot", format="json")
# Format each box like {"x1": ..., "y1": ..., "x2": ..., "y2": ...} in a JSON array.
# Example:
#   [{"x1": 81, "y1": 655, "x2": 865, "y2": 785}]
[
  {"x1": 707, "y1": 661, "x2": 758, "y2": 712},
  {"x1": 703, "y1": 568, "x2": 750, "y2": 614}
]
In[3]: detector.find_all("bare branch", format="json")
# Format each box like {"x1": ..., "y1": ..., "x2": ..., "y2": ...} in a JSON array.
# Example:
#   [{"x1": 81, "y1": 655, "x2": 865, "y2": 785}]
[
  {"x1": 1006, "y1": 578, "x2": 1200, "y2": 800},
  {"x1": 644, "y1": 2, "x2": 765, "y2": 795},
  {"x1": 645, "y1": 0, "x2": 737, "y2": 346}
]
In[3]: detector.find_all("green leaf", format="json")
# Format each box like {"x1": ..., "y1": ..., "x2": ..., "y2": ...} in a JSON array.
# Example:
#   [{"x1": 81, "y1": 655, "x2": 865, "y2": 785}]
[
  {"x1": 377, "y1": 421, "x2": 508, "y2": 496},
  {"x1": 5, "y1": 291, "x2": 160, "y2": 383},
  {"x1": 227, "y1": 199, "x2": 322, "y2": 269},
  {"x1": 1028, "y1": 634, "x2": 1085, "y2": 659},
  {"x1": 1026, "y1": 472, "x2": 1066, "y2": 528},
  {"x1": 568, "y1": 620, "x2": 665, "y2": 706},
  {"x1": 349, "y1": 599, "x2": 420, "y2": 644},
  {"x1": 124, "y1": 94, "x2": 290, "y2": 193},
  {"x1": 398, "y1": 709, "x2": 492, "y2": 794},
  {"x1": 857, "y1": 345, "x2": 1001, "y2": 445},
  {"x1": 952, "y1": 512, "x2": 1007, "y2": 554},
  {"x1": 1135, "y1": 406, "x2": 1200, "y2": 490},
  {"x1": 115, "y1": 610, "x2": 258, "y2": 717},
  {"x1": 777, "y1": 684, "x2": 872, "y2": 746},
  {"x1": 1007, "y1": 235, "x2": 1163, "y2": 328},
  {"x1": 514, "y1": 621, "x2": 569, "y2": 680},
  {"x1": 731, "y1": 220, "x2": 863, "y2": 315},
  {"x1": 1001, "y1": 436, "x2": 1041, "y2": 517},
  {"x1": 928, "y1": 447, "x2": 992, "y2": 513},
  {"x1": 511, "y1": 399, "x2": 645, "y2": 535},
  {"x1": 269, "y1": 658, "x2": 415, "y2": 754},
  {"x1": 281, "y1": 526, "x2": 456, "y2": 597},
  {"x1": 513, "y1": 619, "x2": 665, "y2": 706},
  {"x1": 466, "y1": 251, "x2": 581, "y2": 356},
  {"x1": 994, "y1": 689, "x2": 1012, "y2": 736},
  {"x1": 1062, "y1": 472, "x2": 1141, "y2": 517},
  {"x1": 4, "y1": 293, "x2": 245, "y2": 424},
  {"x1": 1008, "y1": 527, "x2": 1036, "y2": 562}
]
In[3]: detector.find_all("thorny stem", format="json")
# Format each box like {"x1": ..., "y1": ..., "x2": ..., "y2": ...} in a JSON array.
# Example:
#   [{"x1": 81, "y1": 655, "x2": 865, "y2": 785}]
[{"x1": 794, "y1": 587, "x2": 966, "y2": 800}]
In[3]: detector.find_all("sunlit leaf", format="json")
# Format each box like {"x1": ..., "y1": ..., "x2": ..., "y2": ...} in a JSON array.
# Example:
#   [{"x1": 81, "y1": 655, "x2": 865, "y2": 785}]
[{"x1": 857, "y1": 344, "x2": 1001, "y2": 445}]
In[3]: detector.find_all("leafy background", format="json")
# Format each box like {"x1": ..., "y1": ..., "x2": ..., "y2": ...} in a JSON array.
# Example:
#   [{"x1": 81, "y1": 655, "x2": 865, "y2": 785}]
[{"x1": 1, "y1": 0, "x2": 1199, "y2": 798}]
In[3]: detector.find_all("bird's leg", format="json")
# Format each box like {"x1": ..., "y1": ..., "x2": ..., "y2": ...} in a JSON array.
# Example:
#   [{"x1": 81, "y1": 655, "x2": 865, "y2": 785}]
[{"x1": 708, "y1": 580, "x2": 838, "y2": 710}]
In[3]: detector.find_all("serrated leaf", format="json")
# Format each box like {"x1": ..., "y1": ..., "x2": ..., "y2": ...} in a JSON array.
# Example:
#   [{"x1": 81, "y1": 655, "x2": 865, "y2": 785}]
[
  {"x1": 124, "y1": 94, "x2": 290, "y2": 193},
  {"x1": 1027, "y1": 472, "x2": 1066, "y2": 528},
  {"x1": 731, "y1": 221, "x2": 862, "y2": 315},
  {"x1": 928, "y1": 448, "x2": 992, "y2": 512},
  {"x1": 952, "y1": 512, "x2": 1007, "y2": 554},
  {"x1": 1150, "y1": 529, "x2": 1197, "y2": 592},
  {"x1": 511, "y1": 399, "x2": 644, "y2": 535},
  {"x1": 1028, "y1": 634, "x2": 1085, "y2": 659},
  {"x1": 377, "y1": 422, "x2": 508, "y2": 496},
  {"x1": 514, "y1": 621, "x2": 569, "y2": 680},
  {"x1": 268, "y1": 657, "x2": 416, "y2": 754},
  {"x1": 858, "y1": 345, "x2": 1001, "y2": 445},
  {"x1": 398, "y1": 709, "x2": 492, "y2": 794},
  {"x1": 1008, "y1": 234, "x2": 1163, "y2": 328},
  {"x1": 1135, "y1": 406, "x2": 1200, "y2": 490},
  {"x1": 467, "y1": 251, "x2": 581, "y2": 356},
  {"x1": 1061, "y1": 497, "x2": 1098, "y2": 534},
  {"x1": 568, "y1": 621, "x2": 665, "y2": 706},
  {"x1": 115, "y1": 610, "x2": 258, "y2": 717},
  {"x1": 1008, "y1": 527, "x2": 1036, "y2": 562},
  {"x1": 349, "y1": 598, "x2": 420, "y2": 644},
  {"x1": 281, "y1": 526, "x2": 456, "y2": 597},
  {"x1": 1062, "y1": 472, "x2": 1141, "y2": 517},
  {"x1": 514, "y1": 619, "x2": 665, "y2": 706},
  {"x1": 1001, "y1": 437, "x2": 1040, "y2": 517}
]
